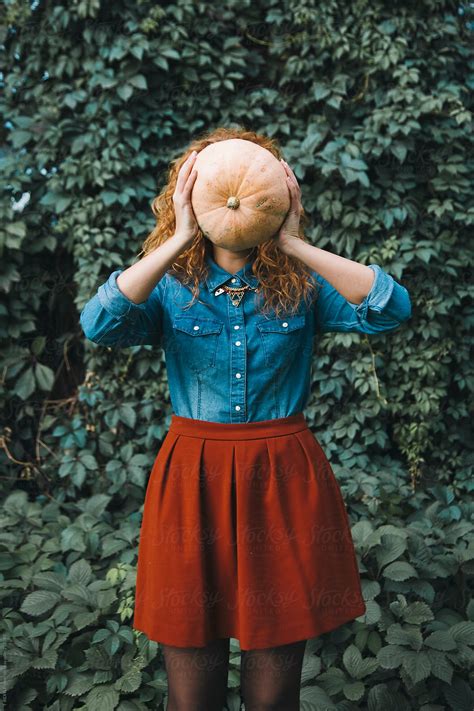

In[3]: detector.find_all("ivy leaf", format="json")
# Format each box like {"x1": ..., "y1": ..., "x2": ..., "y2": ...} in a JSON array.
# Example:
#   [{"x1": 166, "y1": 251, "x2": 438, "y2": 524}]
[
  {"x1": 15, "y1": 367, "x2": 36, "y2": 400},
  {"x1": 35, "y1": 362, "x2": 55, "y2": 391},
  {"x1": 31, "y1": 649, "x2": 59, "y2": 669},
  {"x1": 56, "y1": 196, "x2": 73, "y2": 213},
  {"x1": 402, "y1": 601, "x2": 434, "y2": 625},
  {"x1": 129, "y1": 74, "x2": 147, "y2": 90},
  {"x1": 401, "y1": 650, "x2": 431, "y2": 684},
  {"x1": 117, "y1": 84, "x2": 133, "y2": 101},
  {"x1": 119, "y1": 404, "x2": 136, "y2": 429},
  {"x1": 115, "y1": 666, "x2": 142, "y2": 693},
  {"x1": 84, "y1": 685, "x2": 120, "y2": 711},
  {"x1": 10, "y1": 130, "x2": 32, "y2": 148},
  {"x1": 383, "y1": 561, "x2": 418, "y2": 581},
  {"x1": 450, "y1": 621, "x2": 474, "y2": 646},
  {"x1": 64, "y1": 673, "x2": 95, "y2": 697},
  {"x1": 343, "y1": 680, "x2": 365, "y2": 701},
  {"x1": 21, "y1": 590, "x2": 61, "y2": 616},
  {"x1": 425, "y1": 630, "x2": 457, "y2": 651},
  {"x1": 377, "y1": 644, "x2": 405, "y2": 669},
  {"x1": 68, "y1": 559, "x2": 92, "y2": 585}
]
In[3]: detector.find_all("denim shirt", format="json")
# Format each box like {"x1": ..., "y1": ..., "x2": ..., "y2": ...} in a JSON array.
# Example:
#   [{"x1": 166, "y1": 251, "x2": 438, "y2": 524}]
[{"x1": 79, "y1": 252, "x2": 412, "y2": 423}]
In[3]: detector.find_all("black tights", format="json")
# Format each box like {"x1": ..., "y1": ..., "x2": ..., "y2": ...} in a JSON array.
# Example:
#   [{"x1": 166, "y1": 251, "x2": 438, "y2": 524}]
[{"x1": 162, "y1": 637, "x2": 307, "y2": 711}]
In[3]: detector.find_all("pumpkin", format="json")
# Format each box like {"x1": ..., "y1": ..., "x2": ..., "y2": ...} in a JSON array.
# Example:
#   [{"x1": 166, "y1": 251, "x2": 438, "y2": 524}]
[{"x1": 191, "y1": 139, "x2": 291, "y2": 250}]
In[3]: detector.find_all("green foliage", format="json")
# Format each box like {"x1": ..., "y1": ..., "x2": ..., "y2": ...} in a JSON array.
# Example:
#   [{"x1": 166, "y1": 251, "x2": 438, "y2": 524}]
[{"x1": 1, "y1": 0, "x2": 473, "y2": 708}]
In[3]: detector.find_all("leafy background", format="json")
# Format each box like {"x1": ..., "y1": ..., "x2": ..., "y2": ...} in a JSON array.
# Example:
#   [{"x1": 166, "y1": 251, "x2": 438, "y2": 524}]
[{"x1": 1, "y1": 0, "x2": 473, "y2": 709}]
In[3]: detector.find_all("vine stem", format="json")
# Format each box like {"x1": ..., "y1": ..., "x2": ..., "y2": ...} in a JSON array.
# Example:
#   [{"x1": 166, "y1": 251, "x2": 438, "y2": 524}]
[{"x1": 364, "y1": 336, "x2": 388, "y2": 404}]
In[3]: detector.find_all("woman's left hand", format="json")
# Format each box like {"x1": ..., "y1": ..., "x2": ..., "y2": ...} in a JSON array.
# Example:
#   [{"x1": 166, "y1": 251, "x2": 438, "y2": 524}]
[{"x1": 274, "y1": 159, "x2": 303, "y2": 254}]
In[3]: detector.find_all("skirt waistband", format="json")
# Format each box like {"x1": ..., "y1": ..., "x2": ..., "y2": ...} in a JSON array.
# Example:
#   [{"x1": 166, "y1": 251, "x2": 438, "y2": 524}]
[{"x1": 168, "y1": 412, "x2": 309, "y2": 440}]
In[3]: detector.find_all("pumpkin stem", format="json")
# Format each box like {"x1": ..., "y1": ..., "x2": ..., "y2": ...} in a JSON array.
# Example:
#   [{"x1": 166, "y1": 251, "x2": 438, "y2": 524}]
[{"x1": 226, "y1": 196, "x2": 240, "y2": 209}]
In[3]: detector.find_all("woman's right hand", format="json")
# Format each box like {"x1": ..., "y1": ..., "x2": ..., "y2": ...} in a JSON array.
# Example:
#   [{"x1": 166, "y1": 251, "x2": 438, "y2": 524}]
[{"x1": 173, "y1": 150, "x2": 200, "y2": 248}]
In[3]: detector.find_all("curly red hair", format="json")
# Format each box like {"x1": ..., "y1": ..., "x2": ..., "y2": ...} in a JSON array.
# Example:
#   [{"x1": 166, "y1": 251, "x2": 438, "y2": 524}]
[{"x1": 138, "y1": 125, "x2": 319, "y2": 317}]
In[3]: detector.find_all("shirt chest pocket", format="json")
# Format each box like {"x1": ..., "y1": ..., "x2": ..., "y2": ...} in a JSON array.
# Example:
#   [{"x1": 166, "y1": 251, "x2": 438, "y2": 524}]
[
  {"x1": 171, "y1": 315, "x2": 224, "y2": 372},
  {"x1": 256, "y1": 314, "x2": 306, "y2": 369}
]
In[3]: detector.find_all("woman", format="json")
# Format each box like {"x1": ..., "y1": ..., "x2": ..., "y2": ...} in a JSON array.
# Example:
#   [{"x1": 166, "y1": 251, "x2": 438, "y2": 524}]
[{"x1": 80, "y1": 127, "x2": 412, "y2": 711}]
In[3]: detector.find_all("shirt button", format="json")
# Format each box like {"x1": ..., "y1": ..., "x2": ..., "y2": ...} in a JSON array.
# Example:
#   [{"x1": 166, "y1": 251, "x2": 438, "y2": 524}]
[
  {"x1": 234, "y1": 325, "x2": 240, "y2": 330},
  {"x1": 235, "y1": 341, "x2": 241, "y2": 346},
  {"x1": 235, "y1": 405, "x2": 241, "y2": 411},
  {"x1": 235, "y1": 373, "x2": 241, "y2": 378},
  {"x1": 193, "y1": 325, "x2": 200, "y2": 330},
  {"x1": 282, "y1": 322, "x2": 288, "y2": 328}
]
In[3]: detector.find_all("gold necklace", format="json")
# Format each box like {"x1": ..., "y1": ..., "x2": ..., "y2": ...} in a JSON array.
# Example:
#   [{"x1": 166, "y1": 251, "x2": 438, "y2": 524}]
[
  {"x1": 212, "y1": 249, "x2": 258, "y2": 307},
  {"x1": 222, "y1": 283, "x2": 251, "y2": 307},
  {"x1": 214, "y1": 283, "x2": 258, "y2": 307}
]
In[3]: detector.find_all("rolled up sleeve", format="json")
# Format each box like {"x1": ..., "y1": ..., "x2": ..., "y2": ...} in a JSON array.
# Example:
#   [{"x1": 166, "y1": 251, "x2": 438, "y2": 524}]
[
  {"x1": 80, "y1": 269, "x2": 166, "y2": 347},
  {"x1": 313, "y1": 264, "x2": 412, "y2": 334}
]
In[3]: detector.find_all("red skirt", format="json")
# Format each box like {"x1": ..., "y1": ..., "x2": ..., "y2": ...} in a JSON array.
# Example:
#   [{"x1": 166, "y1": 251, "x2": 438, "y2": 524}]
[{"x1": 132, "y1": 412, "x2": 366, "y2": 651}]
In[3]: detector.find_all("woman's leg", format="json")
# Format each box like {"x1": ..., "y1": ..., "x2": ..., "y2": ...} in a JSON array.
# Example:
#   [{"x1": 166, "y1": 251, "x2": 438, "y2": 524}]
[
  {"x1": 162, "y1": 638, "x2": 230, "y2": 711},
  {"x1": 240, "y1": 639, "x2": 307, "y2": 711}
]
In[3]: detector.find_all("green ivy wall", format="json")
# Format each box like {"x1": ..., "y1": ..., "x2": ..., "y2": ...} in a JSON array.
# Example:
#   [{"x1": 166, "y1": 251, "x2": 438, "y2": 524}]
[{"x1": 1, "y1": 0, "x2": 473, "y2": 709}]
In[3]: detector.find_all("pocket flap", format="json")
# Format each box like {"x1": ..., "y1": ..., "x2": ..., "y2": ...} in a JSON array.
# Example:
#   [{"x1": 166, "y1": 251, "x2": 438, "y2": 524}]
[
  {"x1": 173, "y1": 315, "x2": 224, "y2": 336},
  {"x1": 256, "y1": 314, "x2": 306, "y2": 334}
]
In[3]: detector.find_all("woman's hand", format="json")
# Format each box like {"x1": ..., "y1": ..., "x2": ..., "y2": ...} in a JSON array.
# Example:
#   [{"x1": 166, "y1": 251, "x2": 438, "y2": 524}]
[
  {"x1": 274, "y1": 159, "x2": 303, "y2": 255},
  {"x1": 173, "y1": 150, "x2": 200, "y2": 247}
]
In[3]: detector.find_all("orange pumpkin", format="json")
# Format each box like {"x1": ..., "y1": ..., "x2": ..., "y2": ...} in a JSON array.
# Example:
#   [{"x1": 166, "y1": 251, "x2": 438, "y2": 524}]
[{"x1": 191, "y1": 139, "x2": 291, "y2": 250}]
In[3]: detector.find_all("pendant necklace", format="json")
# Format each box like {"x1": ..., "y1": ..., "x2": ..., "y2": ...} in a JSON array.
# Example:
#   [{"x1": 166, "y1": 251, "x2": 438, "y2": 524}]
[
  {"x1": 214, "y1": 283, "x2": 258, "y2": 307},
  {"x1": 212, "y1": 248, "x2": 258, "y2": 307}
]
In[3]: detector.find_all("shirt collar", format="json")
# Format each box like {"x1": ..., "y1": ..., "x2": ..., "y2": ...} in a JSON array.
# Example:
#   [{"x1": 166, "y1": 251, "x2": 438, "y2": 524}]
[{"x1": 204, "y1": 249, "x2": 259, "y2": 293}]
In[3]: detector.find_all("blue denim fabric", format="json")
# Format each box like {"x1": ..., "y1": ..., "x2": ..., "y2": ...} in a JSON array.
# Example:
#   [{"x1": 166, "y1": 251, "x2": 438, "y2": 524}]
[{"x1": 80, "y1": 252, "x2": 412, "y2": 423}]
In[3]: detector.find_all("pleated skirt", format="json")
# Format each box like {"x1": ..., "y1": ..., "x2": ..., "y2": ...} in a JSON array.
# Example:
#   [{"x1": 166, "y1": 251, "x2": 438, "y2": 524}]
[{"x1": 132, "y1": 412, "x2": 366, "y2": 651}]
